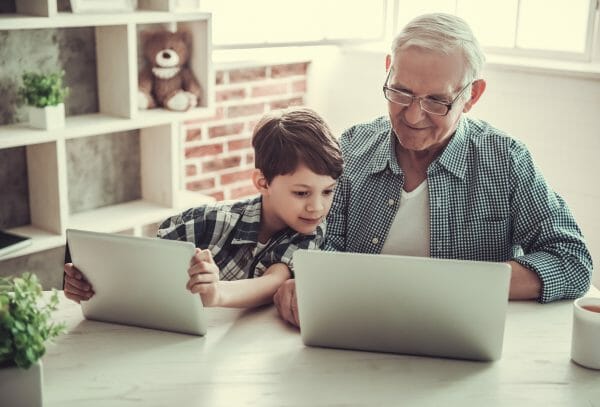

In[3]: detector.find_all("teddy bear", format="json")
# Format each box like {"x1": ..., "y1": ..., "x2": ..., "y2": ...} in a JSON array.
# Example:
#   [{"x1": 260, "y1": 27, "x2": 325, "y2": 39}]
[{"x1": 138, "y1": 30, "x2": 203, "y2": 111}]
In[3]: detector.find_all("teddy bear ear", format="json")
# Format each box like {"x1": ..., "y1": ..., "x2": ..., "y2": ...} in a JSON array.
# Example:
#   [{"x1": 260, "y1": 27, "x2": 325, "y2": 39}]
[
  {"x1": 140, "y1": 30, "x2": 153, "y2": 48},
  {"x1": 177, "y1": 30, "x2": 192, "y2": 47}
]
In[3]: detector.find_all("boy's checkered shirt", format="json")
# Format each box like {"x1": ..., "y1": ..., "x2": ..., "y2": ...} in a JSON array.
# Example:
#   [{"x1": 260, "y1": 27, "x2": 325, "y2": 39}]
[{"x1": 158, "y1": 196, "x2": 324, "y2": 280}]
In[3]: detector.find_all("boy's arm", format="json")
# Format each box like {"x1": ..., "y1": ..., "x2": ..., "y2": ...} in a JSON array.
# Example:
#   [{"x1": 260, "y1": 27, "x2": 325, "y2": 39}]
[
  {"x1": 187, "y1": 249, "x2": 292, "y2": 308},
  {"x1": 217, "y1": 263, "x2": 292, "y2": 308}
]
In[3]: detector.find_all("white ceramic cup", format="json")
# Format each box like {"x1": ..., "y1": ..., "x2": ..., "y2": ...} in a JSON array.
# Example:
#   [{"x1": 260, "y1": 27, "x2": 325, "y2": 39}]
[{"x1": 571, "y1": 296, "x2": 600, "y2": 369}]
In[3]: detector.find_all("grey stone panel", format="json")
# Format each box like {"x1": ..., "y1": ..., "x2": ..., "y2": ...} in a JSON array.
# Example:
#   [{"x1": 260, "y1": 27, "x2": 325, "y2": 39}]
[
  {"x1": 0, "y1": 246, "x2": 66, "y2": 290},
  {"x1": 0, "y1": 147, "x2": 30, "y2": 229},
  {"x1": 66, "y1": 130, "x2": 142, "y2": 214}
]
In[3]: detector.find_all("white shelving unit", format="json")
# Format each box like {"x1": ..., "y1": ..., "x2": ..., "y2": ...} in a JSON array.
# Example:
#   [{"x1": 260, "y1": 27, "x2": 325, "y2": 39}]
[{"x1": 0, "y1": 1, "x2": 215, "y2": 261}]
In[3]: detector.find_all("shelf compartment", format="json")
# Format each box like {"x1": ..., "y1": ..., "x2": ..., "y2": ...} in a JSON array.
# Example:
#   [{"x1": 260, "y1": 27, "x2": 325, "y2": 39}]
[
  {"x1": 67, "y1": 192, "x2": 214, "y2": 233},
  {"x1": 0, "y1": 225, "x2": 64, "y2": 261},
  {"x1": 0, "y1": 11, "x2": 212, "y2": 31}
]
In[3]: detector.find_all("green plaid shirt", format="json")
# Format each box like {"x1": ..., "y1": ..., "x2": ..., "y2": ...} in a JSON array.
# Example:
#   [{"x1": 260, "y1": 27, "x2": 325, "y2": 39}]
[
  {"x1": 324, "y1": 116, "x2": 592, "y2": 302},
  {"x1": 158, "y1": 196, "x2": 324, "y2": 280}
]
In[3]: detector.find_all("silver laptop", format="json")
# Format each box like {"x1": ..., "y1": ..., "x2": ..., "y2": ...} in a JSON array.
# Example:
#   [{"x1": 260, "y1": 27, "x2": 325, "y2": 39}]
[
  {"x1": 66, "y1": 229, "x2": 207, "y2": 336},
  {"x1": 294, "y1": 250, "x2": 511, "y2": 361}
]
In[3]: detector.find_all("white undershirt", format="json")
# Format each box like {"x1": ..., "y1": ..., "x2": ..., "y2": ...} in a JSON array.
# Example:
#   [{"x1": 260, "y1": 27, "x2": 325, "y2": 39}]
[{"x1": 380, "y1": 180, "x2": 430, "y2": 257}]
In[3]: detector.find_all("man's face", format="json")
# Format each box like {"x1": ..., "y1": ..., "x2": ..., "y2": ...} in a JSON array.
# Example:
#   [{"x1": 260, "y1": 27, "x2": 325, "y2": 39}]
[
  {"x1": 261, "y1": 163, "x2": 336, "y2": 236},
  {"x1": 387, "y1": 46, "x2": 472, "y2": 153}
]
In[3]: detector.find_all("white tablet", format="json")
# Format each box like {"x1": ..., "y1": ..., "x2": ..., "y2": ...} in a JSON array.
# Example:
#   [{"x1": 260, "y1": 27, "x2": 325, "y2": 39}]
[{"x1": 66, "y1": 229, "x2": 206, "y2": 336}]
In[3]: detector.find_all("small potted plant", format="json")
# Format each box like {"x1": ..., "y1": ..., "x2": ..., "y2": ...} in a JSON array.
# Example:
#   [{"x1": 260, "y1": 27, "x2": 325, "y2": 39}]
[
  {"x1": 0, "y1": 273, "x2": 65, "y2": 407},
  {"x1": 18, "y1": 71, "x2": 69, "y2": 130}
]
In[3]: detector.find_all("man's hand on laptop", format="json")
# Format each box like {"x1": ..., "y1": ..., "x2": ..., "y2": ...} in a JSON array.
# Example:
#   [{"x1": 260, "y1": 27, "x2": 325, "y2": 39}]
[
  {"x1": 63, "y1": 263, "x2": 95, "y2": 303},
  {"x1": 187, "y1": 248, "x2": 221, "y2": 307},
  {"x1": 273, "y1": 279, "x2": 300, "y2": 328}
]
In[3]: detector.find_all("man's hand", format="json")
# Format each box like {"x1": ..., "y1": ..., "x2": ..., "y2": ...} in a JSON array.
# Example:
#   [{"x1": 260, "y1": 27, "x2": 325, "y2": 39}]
[
  {"x1": 273, "y1": 278, "x2": 300, "y2": 328},
  {"x1": 63, "y1": 263, "x2": 94, "y2": 303},
  {"x1": 187, "y1": 248, "x2": 221, "y2": 306}
]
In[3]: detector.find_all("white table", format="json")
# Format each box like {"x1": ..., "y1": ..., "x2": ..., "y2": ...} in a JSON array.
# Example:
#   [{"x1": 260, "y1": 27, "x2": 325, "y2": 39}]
[{"x1": 43, "y1": 289, "x2": 600, "y2": 407}]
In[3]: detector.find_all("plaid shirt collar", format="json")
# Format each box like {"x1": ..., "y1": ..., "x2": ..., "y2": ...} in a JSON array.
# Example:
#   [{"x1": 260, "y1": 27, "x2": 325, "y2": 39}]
[{"x1": 367, "y1": 116, "x2": 469, "y2": 180}]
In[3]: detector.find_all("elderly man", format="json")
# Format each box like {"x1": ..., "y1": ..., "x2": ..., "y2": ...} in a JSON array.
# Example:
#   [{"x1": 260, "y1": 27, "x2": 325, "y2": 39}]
[{"x1": 275, "y1": 12, "x2": 592, "y2": 327}]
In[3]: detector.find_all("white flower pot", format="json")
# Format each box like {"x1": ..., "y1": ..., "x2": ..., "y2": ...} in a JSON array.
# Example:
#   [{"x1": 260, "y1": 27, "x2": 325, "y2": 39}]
[
  {"x1": 28, "y1": 103, "x2": 65, "y2": 130},
  {"x1": 0, "y1": 360, "x2": 43, "y2": 407}
]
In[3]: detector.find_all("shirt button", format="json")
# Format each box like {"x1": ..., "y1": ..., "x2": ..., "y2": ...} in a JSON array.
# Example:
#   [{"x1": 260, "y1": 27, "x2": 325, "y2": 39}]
[
  {"x1": 372, "y1": 237, "x2": 379, "y2": 244},
  {"x1": 388, "y1": 199, "x2": 395, "y2": 206}
]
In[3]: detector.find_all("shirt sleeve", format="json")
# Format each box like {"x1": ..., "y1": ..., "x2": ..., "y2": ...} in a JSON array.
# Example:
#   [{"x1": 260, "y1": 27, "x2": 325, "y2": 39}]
[
  {"x1": 508, "y1": 141, "x2": 593, "y2": 302},
  {"x1": 323, "y1": 174, "x2": 350, "y2": 252},
  {"x1": 157, "y1": 206, "x2": 209, "y2": 245},
  {"x1": 258, "y1": 224, "x2": 326, "y2": 277}
]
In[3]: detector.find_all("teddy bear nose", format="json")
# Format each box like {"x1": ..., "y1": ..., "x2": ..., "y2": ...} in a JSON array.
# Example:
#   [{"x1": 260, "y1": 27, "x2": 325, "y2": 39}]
[{"x1": 162, "y1": 52, "x2": 171, "y2": 59}]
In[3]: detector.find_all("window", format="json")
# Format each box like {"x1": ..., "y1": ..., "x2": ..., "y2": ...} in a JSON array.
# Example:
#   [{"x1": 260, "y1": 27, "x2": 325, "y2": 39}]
[
  {"x1": 395, "y1": 0, "x2": 598, "y2": 61},
  {"x1": 200, "y1": 0, "x2": 387, "y2": 48}
]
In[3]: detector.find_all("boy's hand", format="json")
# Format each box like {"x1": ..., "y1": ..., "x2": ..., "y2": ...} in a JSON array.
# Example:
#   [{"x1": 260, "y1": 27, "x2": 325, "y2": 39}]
[
  {"x1": 273, "y1": 279, "x2": 300, "y2": 328},
  {"x1": 64, "y1": 263, "x2": 94, "y2": 303},
  {"x1": 187, "y1": 248, "x2": 221, "y2": 307}
]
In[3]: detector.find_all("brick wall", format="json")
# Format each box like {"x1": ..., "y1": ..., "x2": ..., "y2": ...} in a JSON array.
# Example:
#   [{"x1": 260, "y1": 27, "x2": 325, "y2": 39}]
[{"x1": 183, "y1": 62, "x2": 310, "y2": 201}]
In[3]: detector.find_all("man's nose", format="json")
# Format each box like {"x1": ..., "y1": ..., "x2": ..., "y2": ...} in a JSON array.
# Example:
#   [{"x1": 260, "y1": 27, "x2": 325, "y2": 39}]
[{"x1": 402, "y1": 98, "x2": 426, "y2": 124}]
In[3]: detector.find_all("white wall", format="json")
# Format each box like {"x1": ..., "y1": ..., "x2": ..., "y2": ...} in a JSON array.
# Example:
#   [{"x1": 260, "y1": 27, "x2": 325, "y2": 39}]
[{"x1": 307, "y1": 47, "x2": 600, "y2": 289}]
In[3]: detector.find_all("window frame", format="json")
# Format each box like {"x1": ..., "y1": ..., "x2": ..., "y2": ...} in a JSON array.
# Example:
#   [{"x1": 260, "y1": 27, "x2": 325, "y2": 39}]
[{"x1": 391, "y1": 0, "x2": 600, "y2": 63}]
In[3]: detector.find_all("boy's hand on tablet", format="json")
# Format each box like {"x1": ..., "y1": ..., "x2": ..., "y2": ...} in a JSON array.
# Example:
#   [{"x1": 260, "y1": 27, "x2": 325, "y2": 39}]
[
  {"x1": 187, "y1": 248, "x2": 221, "y2": 306},
  {"x1": 64, "y1": 263, "x2": 95, "y2": 303},
  {"x1": 273, "y1": 279, "x2": 300, "y2": 328}
]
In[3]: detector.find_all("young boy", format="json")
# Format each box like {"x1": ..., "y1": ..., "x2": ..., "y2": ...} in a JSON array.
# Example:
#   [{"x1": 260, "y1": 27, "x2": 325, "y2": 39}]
[{"x1": 64, "y1": 107, "x2": 343, "y2": 310}]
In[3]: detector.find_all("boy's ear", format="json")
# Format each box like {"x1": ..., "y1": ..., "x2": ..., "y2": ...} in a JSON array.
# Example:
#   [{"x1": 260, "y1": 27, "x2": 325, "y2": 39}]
[{"x1": 252, "y1": 169, "x2": 269, "y2": 193}]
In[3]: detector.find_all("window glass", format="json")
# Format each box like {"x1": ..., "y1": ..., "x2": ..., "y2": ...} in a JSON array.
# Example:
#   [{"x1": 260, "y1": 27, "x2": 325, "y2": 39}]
[
  {"x1": 517, "y1": 0, "x2": 590, "y2": 53},
  {"x1": 457, "y1": 0, "x2": 518, "y2": 48},
  {"x1": 201, "y1": 0, "x2": 385, "y2": 46}
]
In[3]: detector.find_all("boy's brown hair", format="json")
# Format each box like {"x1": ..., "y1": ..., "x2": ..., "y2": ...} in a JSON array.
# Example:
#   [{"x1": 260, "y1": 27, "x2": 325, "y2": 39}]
[{"x1": 252, "y1": 107, "x2": 343, "y2": 183}]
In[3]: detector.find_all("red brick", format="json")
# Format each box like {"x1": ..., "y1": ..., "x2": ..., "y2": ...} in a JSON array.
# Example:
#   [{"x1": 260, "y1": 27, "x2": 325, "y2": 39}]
[
  {"x1": 208, "y1": 123, "x2": 245, "y2": 138},
  {"x1": 228, "y1": 137, "x2": 252, "y2": 151},
  {"x1": 269, "y1": 97, "x2": 304, "y2": 110},
  {"x1": 271, "y1": 63, "x2": 309, "y2": 78},
  {"x1": 251, "y1": 83, "x2": 288, "y2": 98},
  {"x1": 227, "y1": 103, "x2": 265, "y2": 118},
  {"x1": 210, "y1": 191, "x2": 225, "y2": 201},
  {"x1": 186, "y1": 128, "x2": 202, "y2": 142},
  {"x1": 185, "y1": 144, "x2": 224, "y2": 158},
  {"x1": 215, "y1": 71, "x2": 225, "y2": 85},
  {"x1": 216, "y1": 88, "x2": 246, "y2": 102},
  {"x1": 221, "y1": 169, "x2": 255, "y2": 185},
  {"x1": 229, "y1": 67, "x2": 267, "y2": 83},
  {"x1": 202, "y1": 156, "x2": 242, "y2": 172},
  {"x1": 246, "y1": 152, "x2": 254, "y2": 164},
  {"x1": 185, "y1": 164, "x2": 197, "y2": 176},
  {"x1": 292, "y1": 79, "x2": 307, "y2": 93},
  {"x1": 186, "y1": 177, "x2": 216, "y2": 191},
  {"x1": 230, "y1": 184, "x2": 258, "y2": 199}
]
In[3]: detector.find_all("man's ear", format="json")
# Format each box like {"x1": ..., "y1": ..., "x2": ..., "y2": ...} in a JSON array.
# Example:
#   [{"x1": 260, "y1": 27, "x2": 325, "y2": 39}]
[
  {"x1": 252, "y1": 169, "x2": 269, "y2": 193},
  {"x1": 385, "y1": 54, "x2": 392, "y2": 71},
  {"x1": 463, "y1": 79, "x2": 486, "y2": 113}
]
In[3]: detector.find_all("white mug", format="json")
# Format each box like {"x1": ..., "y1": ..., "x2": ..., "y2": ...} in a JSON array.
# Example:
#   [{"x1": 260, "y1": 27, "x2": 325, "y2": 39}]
[{"x1": 571, "y1": 297, "x2": 600, "y2": 370}]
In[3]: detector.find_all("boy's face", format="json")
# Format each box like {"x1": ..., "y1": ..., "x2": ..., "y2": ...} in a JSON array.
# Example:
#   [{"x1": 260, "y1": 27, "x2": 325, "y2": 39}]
[{"x1": 259, "y1": 163, "x2": 337, "y2": 236}]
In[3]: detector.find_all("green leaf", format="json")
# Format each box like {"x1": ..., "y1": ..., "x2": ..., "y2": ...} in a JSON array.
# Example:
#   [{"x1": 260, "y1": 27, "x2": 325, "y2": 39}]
[
  {"x1": 17, "y1": 71, "x2": 69, "y2": 108},
  {"x1": 0, "y1": 273, "x2": 65, "y2": 369}
]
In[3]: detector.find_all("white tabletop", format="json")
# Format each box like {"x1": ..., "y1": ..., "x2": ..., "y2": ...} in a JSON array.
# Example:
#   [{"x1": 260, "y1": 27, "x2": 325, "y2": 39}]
[{"x1": 43, "y1": 288, "x2": 600, "y2": 407}]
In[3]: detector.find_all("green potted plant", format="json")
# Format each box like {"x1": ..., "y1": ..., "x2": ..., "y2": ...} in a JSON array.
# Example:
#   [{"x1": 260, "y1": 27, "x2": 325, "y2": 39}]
[
  {"x1": 0, "y1": 273, "x2": 65, "y2": 407},
  {"x1": 18, "y1": 71, "x2": 69, "y2": 130}
]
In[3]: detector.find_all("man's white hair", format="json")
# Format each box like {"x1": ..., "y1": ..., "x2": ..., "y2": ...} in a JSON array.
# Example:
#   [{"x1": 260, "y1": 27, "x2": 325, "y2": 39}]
[{"x1": 392, "y1": 13, "x2": 485, "y2": 84}]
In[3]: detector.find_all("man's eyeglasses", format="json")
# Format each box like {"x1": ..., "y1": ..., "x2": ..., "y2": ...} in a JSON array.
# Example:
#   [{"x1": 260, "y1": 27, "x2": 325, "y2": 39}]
[{"x1": 382, "y1": 69, "x2": 472, "y2": 116}]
